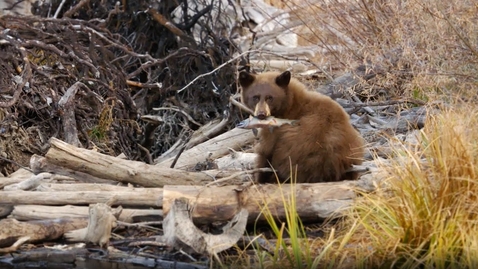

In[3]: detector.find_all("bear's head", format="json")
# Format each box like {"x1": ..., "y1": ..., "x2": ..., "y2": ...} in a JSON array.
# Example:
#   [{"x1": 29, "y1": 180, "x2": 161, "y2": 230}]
[{"x1": 239, "y1": 71, "x2": 291, "y2": 119}]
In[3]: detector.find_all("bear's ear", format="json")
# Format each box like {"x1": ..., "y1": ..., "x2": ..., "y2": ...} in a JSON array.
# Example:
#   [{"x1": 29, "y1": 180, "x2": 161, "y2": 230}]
[
  {"x1": 275, "y1": 71, "x2": 291, "y2": 87},
  {"x1": 239, "y1": 71, "x2": 255, "y2": 88}
]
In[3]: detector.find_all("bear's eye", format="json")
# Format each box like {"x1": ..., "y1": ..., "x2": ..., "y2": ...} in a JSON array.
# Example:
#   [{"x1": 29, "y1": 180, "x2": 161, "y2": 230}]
[
  {"x1": 252, "y1": 96, "x2": 260, "y2": 102},
  {"x1": 265, "y1": 96, "x2": 273, "y2": 102}
]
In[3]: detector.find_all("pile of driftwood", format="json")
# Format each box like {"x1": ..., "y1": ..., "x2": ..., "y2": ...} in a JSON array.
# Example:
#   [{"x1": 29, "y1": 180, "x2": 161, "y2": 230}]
[
  {"x1": 0, "y1": 85, "x2": 427, "y2": 267},
  {"x1": 0, "y1": 136, "x2": 376, "y2": 267}
]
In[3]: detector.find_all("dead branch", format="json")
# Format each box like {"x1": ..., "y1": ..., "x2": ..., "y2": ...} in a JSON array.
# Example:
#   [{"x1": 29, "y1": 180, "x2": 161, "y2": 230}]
[{"x1": 58, "y1": 82, "x2": 87, "y2": 147}]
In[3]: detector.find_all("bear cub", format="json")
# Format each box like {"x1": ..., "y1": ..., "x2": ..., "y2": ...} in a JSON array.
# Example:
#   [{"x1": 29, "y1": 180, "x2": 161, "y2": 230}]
[{"x1": 239, "y1": 70, "x2": 365, "y2": 183}]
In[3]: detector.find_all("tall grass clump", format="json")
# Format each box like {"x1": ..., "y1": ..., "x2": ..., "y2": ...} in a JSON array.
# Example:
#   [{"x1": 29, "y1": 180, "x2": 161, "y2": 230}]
[{"x1": 317, "y1": 104, "x2": 478, "y2": 268}]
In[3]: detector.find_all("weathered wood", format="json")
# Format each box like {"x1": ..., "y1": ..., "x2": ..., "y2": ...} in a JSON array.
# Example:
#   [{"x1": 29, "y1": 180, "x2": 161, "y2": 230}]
[
  {"x1": 0, "y1": 205, "x2": 13, "y2": 218},
  {"x1": 35, "y1": 183, "x2": 149, "y2": 192},
  {"x1": 0, "y1": 236, "x2": 30, "y2": 254},
  {"x1": 83, "y1": 203, "x2": 121, "y2": 248},
  {"x1": 44, "y1": 137, "x2": 213, "y2": 187},
  {"x1": 0, "y1": 190, "x2": 162, "y2": 207},
  {"x1": 7, "y1": 248, "x2": 84, "y2": 263},
  {"x1": 213, "y1": 150, "x2": 256, "y2": 170},
  {"x1": 30, "y1": 155, "x2": 118, "y2": 184},
  {"x1": 156, "y1": 127, "x2": 255, "y2": 170},
  {"x1": 0, "y1": 218, "x2": 87, "y2": 248},
  {"x1": 58, "y1": 81, "x2": 84, "y2": 147},
  {"x1": 163, "y1": 178, "x2": 376, "y2": 224},
  {"x1": 3, "y1": 172, "x2": 52, "y2": 191},
  {"x1": 11, "y1": 205, "x2": 162, "y2": 223},
  {"x1": 0, "y1": 168, "x2": 33, "y2": 189},
  {"x1": 163, "y1": 198, "x2": 248, "y2": 254}
]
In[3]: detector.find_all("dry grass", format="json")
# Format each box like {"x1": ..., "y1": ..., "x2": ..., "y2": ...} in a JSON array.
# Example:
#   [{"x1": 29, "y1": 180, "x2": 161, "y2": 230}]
[
  {"x1": 313, "y1": 103, "x2": 478, "y2": 268},
  {"x1": 277, "y1": 0, "x2": 478, "y2": 98}
]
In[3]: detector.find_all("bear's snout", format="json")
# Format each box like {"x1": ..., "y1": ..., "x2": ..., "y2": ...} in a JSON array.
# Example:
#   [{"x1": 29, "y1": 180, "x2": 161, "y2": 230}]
[
  {"x1": 254, "y1": 102, "x2": 271, "y2": 120},
  {"x1": 256, "y1": 113, "x2": 267, "y2": 120}
]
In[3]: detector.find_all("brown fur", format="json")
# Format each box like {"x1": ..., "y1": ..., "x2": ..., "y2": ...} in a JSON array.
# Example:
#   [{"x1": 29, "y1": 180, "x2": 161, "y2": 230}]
[{"x1": 239, "y1": 71, "x2": 365, "y2": 183}]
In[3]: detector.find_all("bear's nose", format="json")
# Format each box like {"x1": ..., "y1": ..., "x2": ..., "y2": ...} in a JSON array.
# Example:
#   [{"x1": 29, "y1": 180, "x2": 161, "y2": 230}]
[{"x1": 256, "y1": 113, "x2": 267, "y2": 120}]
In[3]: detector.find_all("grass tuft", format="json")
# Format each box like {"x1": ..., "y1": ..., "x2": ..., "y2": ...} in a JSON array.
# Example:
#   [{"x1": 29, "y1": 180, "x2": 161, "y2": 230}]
[{"x1": 316, "y1": 104, "x2": 478, "y2": 268}]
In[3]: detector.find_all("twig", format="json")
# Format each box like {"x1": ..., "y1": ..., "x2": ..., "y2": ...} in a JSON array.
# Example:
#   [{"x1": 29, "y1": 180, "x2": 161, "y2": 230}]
[
  {"x1": 230, "y1": 94, "x2": 254, "y2": 115},
  {"x1": 205, "y1": 168, "x2": 273, "y2": 187},
  {"x1": 153, "y1": 107, "x2": 202, "y2": 127},
  {"x1": 177, "y1": 50, "x2": 260, "y2": 93},
  {"x1": 63, "y1": 0, "x2": 90, "y2": 18},
  {"x1": 170, "y1": 143, "x2": 187, "y2": 169},
  {"x1": 147, "y1": 8, "x2": 196, "y2": 46},
  {"x1": 0, "y1": 155, "x2": 34, "y2": 173},
  {"x1": 352, "y1": 95, "x2": 375, "y2": 115},
  {"x1": 53, "y1": 0, "x2": 67, "y2": 19},
  {"x1": 367, "y1": 115, "x2": 389, "y2": 126}
]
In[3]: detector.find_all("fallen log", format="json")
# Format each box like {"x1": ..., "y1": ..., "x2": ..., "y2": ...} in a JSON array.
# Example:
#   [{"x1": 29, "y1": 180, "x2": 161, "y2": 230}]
[
  {"x1": 10, "y1": 205, "x2": 162, "y2": 223},
  {"x1": 0, "y1": 218, "x2": 87, "y2": 248},
  {"x1": 41, "y1": 137, "x2": 213, "y2": 187},
  {"x1": 35, "y1": 183, "x2": 151, "y2": 192},
  {"x1": 156, "y1": 127, "x2": 255, "y2": 170},
  {"x1": 0, "y1": 190, "x2": 162, "y2": 207},
  {"x1": 163, "y1": 177, "x2": 378, "y2": 225},
  {"x1": 30, "y1": 155, "x2": 118, "y2": 184}
]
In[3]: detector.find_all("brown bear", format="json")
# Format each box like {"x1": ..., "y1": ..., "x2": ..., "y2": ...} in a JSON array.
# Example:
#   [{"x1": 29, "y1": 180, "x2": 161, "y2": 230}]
[{"x1": 239, "y1": 70, "x2": 365, "y2": 183}]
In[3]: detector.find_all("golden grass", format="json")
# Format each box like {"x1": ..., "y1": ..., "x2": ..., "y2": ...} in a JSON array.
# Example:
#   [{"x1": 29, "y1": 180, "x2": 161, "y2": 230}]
[{"x1": 313, "y1": 104, "x2": 478, "y2": 268}]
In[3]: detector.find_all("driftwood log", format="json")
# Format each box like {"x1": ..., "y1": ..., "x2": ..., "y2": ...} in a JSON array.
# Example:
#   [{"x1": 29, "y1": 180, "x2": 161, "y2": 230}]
[
  {"x1": 156, "y1": 128, "x2": 256, "y2": 169},
  {"x1": 0, "y1": 218, "x2": 87, "y2": 248},
  {"x1": 35, "y1": 137, "x2": 213, "y2": 186},
  {"x1": 0, "y1": 169, "x2": 33, "y2": 189},
  {"x1": 11, "y1": 205, "x2": 161, "y2": 223},
  {"x1": 0, "y1": 189, "x2": 162, "y2": 207},
  {"x1": 162, "y1": 177, "x2": 377, "y2": 225}
]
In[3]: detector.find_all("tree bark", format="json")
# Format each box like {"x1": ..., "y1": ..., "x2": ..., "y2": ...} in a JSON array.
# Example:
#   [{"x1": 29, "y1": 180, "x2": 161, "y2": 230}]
[
  {"x1": 163, "y1": 178, "x2": 374, "y2": 225},
  {"x1": 44, "y1": 137, "x2": 213, "y2": 187},
  {"x1": 0, "y1": 218, "x2": 87, "y2": 248},
  {"x1": 0, "y1": 189, "x2": 162, "y2": 207},
  {"x1": 156, "y1": 128, "x2": 256, "y2": 170},
  {"x1": 11, "y1": 205, "x2": 162, "y2": 223}
]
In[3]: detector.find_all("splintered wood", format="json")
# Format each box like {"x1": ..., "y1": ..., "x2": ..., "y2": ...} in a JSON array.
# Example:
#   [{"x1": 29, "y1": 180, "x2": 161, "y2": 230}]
[{"x1": 65, "y1": 204, "x2": 122, "y2": 248}]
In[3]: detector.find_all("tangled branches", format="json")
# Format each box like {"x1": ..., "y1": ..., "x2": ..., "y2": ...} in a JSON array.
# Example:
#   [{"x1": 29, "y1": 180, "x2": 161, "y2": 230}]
[{"x1": 0, "y1": 0, "x2": 244, "y2": 174}]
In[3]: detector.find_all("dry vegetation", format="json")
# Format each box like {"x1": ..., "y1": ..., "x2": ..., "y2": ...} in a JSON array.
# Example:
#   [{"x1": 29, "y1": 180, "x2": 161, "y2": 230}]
[
  {"x1": 235, "y1": 0, "x2": 478, "y2": 268},
  {"x1": 287, "y1": 0, "x2": 478, "y2": 98},
  {"x1": 313, "y1": 104, "x2": 478, "y2": 267}
]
